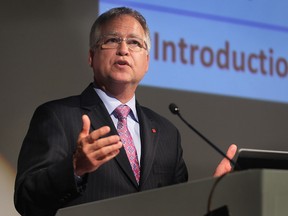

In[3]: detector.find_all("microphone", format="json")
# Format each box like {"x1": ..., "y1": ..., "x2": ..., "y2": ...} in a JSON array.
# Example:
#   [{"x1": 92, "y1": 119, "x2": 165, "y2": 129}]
[{"x1": 169, "y1": 103, "x2": 237, "y2": 168}]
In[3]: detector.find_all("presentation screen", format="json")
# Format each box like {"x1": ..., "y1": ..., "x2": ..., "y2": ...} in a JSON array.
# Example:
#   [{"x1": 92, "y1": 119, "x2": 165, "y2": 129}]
[{"x1": 100, "y1": 0, "x2": 288, "y2": 104}]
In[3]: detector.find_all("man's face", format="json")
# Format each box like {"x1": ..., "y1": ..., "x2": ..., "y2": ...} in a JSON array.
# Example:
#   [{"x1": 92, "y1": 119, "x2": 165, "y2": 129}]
[{"x1": 89, "y1": 15, "x2": 149, "y2": 90}]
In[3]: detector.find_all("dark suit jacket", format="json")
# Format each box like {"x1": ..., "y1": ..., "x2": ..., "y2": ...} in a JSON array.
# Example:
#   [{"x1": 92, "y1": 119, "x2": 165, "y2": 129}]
[{"x1": 14, "y1": 83, "x2": 188, "y2": 216}]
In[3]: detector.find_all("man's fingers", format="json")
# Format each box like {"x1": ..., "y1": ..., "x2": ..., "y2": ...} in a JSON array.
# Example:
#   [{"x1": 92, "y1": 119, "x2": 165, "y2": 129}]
[
  {"x1": 98, "y1": 149, "x2": 121, "y2": 164},
  {"x1": 226, "y1": 144, "x2": 237, "y2": 160},
  {"x1": 90, "y1": 134, "x2": 121, "y2": 151},
  {"x1": 79, "y1": 115, "x2": 112, "y2": 144},
  {"x1": 93, "y1": 141, "x2": 122, "y2": 160},
  {"x1": 213, "y1": 144, "x2": 238, "y2": 177},
  {"x1": 89, "y1": 126, "x2": 111, "y2": 142},
  {"x1": 75, "y1": 141, "x2": 122, "y2": 176},
  {"x1": 220, "y1": 144, "x2": 237, "y2": 168}
]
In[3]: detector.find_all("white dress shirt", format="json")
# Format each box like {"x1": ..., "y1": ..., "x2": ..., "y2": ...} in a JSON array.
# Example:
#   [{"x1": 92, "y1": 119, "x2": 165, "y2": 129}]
[{"x1": 94, "y1": 87, "x2": 141, "y2": 163}]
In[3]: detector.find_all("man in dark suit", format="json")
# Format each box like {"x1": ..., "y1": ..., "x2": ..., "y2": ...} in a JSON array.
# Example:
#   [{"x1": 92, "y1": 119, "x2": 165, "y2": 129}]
[{"x1": 14, "y1": 7, "x2": 236, "y2": 216}]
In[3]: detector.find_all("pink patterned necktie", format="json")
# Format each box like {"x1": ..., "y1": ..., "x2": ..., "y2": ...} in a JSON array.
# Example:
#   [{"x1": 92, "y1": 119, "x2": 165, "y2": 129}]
[{"x1": 114, "y1": 105, "x2": 140, "y2": 183}]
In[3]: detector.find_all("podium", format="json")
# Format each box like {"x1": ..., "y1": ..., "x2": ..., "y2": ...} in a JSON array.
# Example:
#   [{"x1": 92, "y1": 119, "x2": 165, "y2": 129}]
[{"x1": 56, "y1": 169, "x2": 288, "y2": 216}]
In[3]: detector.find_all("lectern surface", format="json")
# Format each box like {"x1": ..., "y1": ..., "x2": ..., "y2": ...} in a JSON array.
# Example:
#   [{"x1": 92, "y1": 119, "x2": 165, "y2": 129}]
[{"x1": 56, "y1": 169, "x2": 288, "y2": 216}]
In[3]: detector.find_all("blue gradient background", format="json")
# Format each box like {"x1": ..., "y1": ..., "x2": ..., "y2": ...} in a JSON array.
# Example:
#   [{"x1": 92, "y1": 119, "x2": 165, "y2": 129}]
[{"x1": 100, "y1": 0, "x2": 288, "y2": 104}]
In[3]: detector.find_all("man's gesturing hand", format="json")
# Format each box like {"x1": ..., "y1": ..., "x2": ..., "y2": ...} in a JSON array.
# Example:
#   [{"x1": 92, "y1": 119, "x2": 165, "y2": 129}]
[
  {"x1": 213, "y1": 144, "x2": 237, "y2": 177},
  {"x1": 73, "y1": 115, "x2": 122, "y2": 176}
]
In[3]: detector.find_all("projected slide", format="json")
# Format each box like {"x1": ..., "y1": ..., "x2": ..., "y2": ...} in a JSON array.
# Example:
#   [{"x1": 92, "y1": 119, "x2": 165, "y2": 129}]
[{"x1": 99, "y1": 0, "x2": 288, "y2": 104}]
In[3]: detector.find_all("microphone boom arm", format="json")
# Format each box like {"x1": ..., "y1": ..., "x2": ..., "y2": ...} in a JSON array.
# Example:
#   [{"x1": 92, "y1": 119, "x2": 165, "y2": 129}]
[{"x1": 169, "y1": 103, "x2": 236, "y2": 167}]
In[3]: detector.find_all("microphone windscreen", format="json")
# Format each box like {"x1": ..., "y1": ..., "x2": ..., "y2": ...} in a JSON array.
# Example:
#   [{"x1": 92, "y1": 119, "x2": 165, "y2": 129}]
[{"x1": 169, "y1": 103, "x2": 179, "y2": 114}]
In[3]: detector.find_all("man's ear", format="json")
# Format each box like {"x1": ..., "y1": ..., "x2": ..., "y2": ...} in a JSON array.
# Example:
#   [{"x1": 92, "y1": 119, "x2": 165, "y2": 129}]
[{"x1": 88, "y1": 50, "x2": 94, "y2": 67}]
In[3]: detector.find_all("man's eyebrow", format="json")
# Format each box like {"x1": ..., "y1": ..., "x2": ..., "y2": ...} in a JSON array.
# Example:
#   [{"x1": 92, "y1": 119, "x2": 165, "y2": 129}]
[
  {"x1": 101, "y1": 32, "x2": 118, "y2": 36},
  {"x1": 128, "y1": 33, "x2": 143, "y2": 39},
  {"x1": 102, "y1": 32, "x2": 143, "y2": 39}
]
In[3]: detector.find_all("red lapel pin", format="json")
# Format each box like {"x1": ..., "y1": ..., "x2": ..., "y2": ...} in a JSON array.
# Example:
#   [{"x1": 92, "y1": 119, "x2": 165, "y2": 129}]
[{"x1": 151, "y1": 128, "x2": 157, "y2": 133}]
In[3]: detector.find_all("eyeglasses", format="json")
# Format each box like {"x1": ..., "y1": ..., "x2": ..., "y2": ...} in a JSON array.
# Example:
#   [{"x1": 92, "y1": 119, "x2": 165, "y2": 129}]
[{"x1": 96, "y1": 35, "x2": 147, "y2": 52}]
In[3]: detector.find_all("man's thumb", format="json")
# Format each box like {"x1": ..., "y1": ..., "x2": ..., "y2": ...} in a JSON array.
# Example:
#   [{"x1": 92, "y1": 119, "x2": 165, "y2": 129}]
[{"x1": 81, "y1": 115, "x2": 91, "y2": 136}]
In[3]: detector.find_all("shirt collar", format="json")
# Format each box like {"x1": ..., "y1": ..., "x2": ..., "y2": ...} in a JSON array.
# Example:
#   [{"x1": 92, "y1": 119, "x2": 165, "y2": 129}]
[{"x1": 94, "y1": 87, "x2": 138, "y2": 122}]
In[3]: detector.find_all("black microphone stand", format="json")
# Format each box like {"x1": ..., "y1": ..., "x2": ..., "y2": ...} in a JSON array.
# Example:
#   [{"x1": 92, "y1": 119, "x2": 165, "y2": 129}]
[{"x1": 169, "y1": 103, "x2": 237, "y2": 168}]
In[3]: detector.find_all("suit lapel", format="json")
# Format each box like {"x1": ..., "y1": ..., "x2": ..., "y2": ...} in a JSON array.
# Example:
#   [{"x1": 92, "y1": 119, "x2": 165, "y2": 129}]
[
  {"x1": 80, "y1": 84, "x2": 138, "y2": 187},
  {"x1": 137, "y1": 104, "x2": 159, "y2": 187},
  {"x1": 80, "y1": 83, "x2": 112, "y2": 130}
]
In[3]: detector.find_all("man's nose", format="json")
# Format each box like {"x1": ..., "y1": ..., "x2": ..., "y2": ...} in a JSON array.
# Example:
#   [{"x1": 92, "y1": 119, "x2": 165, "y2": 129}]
[{"x1": 116, "y1": 41, "x2": 130, "y2": 56}]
